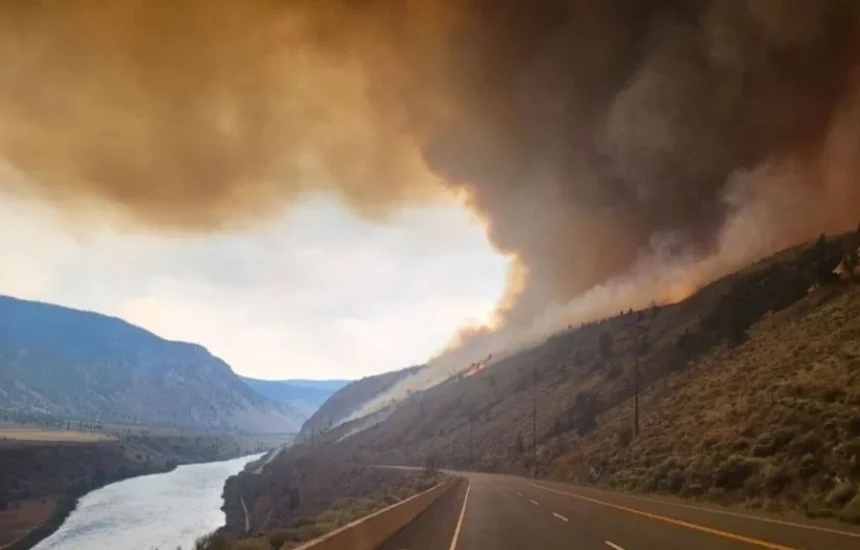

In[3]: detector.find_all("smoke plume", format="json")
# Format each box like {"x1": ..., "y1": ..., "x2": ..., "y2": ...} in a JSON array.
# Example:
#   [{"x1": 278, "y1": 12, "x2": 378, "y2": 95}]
[{"x1": 3, "y1": 1, "x2": 860, "y2": 392}]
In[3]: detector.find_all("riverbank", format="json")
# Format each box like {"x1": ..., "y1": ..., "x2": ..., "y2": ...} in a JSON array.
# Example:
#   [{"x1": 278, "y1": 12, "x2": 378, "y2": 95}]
[
  {"x1": 0, "y1": 434, "x2": 274, "y2": 550},
  {"x1": 219, "y1": 442, "x2": 444, "y2": 544}
]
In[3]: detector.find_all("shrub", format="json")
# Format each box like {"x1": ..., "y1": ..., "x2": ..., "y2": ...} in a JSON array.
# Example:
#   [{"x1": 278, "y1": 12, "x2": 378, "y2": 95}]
[
  {"x1": 268, "y1": 528, "x2": 300, "y2": 549},
  {"x1": 714, "y1": 455, "x2": 757, "y2": 490},
  {"x1": 232, "y1": 538, "x2": 270, "y2": 550},
  {"x1": 290, "y1": 516, "x2": 316, "y2": 528},
  {"x1": 570, "y1": 392, "x2": 599, "y2": 436},
  {"x1": 657, "y1": 468, "x2": 684, "y2": 493},
  {"x1": 803, "y1": 496, "x2": 836, "y2": 519},
  {"x1": 750, "y1": 432, "x2": 782, "y2": 457},
  {"x1": 513, "y1": 432, "x2": 525, "y2": 455},
  {"x1": 617, "y1": 426, "x2": 633, "y2": 448},
  {"x1": 296, "y1": 523, "x2": 330, "y2": 541},
  {"x1": 423, "y1": 453, "x2": 440, "y2": 477},
  {"x1": 788, "y1": 434, "x2": 821, "y2": 457},
  {"x1": 826, "y1": 483, "x2": 857, "y2": 508},
  {"x1": 760, "y1": 464, "x2": 791, "y2": 497},
  {"x1": 706, "y1": 487, "x2": 730, "y2": 505},
  {"x1": 194, "y1": 532, "x2": 233, "y2": 550},
  {"x1": 846, "y1": 416, "x2": 860, "y2": 437},
  {"x1": 605, "y1": 362, "x2": 622, "y2": 380},
  {"x1": 316, "y1": 509, "x2": 342, "y2": 526},
  {"x1": 598, "y1": 332, "x2": 613, "y2": 361},
  {"x1": 798, "y1": 453, "x2": 819, "y2": 478},
  {"x1": 840, "y1": 493, "x2": 860, "y2": 524}
]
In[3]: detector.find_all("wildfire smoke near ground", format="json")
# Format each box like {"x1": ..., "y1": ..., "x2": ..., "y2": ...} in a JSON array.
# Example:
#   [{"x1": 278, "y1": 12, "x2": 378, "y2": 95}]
[{"x1": 2, "y1": 0, "x2": 860, "y2": 385}]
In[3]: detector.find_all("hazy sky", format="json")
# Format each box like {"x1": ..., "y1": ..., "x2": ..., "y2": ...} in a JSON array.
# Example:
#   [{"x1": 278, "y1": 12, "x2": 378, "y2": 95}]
[{"x1": 0, "y1": 191, "x2": 507, "y2": 380}]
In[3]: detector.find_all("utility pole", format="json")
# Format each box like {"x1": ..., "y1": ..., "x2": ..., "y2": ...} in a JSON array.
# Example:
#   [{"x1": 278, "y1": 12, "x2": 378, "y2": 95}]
[
  {"x1": 633, "y1": 345, "x2": 640, "y2": 438},
  {"x1": 467, "y1": 418, "x2": 472, "y2": 469},
  {"x1": 532, "y1": 368, "x2": 537, "y2": 477},
  {"x1": 467, "y1": 407, "x2": 476, "y2": 470},
  {"x1": 624, "y1": 321, "x2": 650, "y2": 439}
]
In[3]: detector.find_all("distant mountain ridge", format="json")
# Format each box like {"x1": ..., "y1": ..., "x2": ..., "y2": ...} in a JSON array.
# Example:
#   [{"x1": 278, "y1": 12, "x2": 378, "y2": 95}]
[
  {"x1": 239, "y1": 377, "x2": 349, "y2": 420},
  {"x1": 283, "y1": 379, "x2": 350, "y2": 391},
  {"x1": 0, "y1": 295, "x2": 302, "y2": 434}
]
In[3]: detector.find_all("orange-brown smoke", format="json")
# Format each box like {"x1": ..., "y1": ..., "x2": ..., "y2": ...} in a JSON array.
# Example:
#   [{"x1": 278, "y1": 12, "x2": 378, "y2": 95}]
[
  {"x1": 0, "y1": 0, "x2": 454, "y2": 228},
  {"x1": 3, "y1": 0, "x2": 860, "y2": 357}
]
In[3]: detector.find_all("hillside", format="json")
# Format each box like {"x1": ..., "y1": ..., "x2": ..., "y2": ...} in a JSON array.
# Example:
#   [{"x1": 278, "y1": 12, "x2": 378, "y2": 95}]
[
  {"x1": 0, "y1": 296, "x2": 302, "y2": 434},
  {"x1": 239, "y1": 378, "x2": 348, "y2": 420},
  {"x1": 297, "y1": 365, "x2": 423, "y2": 440},
  {"x1": 246, "y1": 231, "x2": 860, "y2": 523}
]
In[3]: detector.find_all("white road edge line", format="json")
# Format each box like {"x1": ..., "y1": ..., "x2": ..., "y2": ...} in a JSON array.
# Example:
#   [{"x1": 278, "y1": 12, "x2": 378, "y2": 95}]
[
  {"x1": 553, "y1": 512, "x2": 569, "y2": 523},
  {"x1": 529, "y1": 499, "x2": 539, "y2": 506},
  {"x1": 448, "y1": 479, "x2": 471, "y2": 550},
  {"x1": 605, "y1": 542, "x2": 626, "y2": 550}
]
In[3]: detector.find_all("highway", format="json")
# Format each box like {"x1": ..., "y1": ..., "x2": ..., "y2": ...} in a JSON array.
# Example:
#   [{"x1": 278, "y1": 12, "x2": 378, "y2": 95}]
[{"x1": 381, "y1": 471, "x2": 860, "y2": 550}]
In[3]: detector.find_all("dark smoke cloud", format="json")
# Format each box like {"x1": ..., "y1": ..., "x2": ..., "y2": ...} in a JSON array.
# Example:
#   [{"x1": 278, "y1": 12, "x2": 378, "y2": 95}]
[
  {"x1": 420, "y1": 0, "x2": 860, "y2": 322},
  {"x1": 2, "y1": 0, "x2": 860, "y2": 338}
]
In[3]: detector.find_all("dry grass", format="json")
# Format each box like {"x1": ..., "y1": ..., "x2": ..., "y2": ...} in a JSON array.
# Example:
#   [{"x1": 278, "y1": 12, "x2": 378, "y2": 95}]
[
  {"x1": 0, "y1": 427, "x2": 113, "y2": 444},
  {"x1": 0, "y1": 496, "x2": 58, "y2": 548},
  {"x1": 549, "y1": 283, "x2": 860, "y2": 521}
]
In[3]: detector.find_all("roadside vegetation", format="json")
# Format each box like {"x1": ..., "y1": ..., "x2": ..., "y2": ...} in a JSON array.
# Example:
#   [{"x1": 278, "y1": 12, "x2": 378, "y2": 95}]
[{"x1": 210, "y1": 461, "x2": 444, "y2": 549}]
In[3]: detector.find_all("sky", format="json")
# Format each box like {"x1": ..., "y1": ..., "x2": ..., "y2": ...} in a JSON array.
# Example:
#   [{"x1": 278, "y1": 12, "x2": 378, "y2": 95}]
[
  {"x1": 3, "y1": 1, "x2": 858, "y2": 387},
  {"x1": 0, "y1": 190, "x2": 508, "y2": 380}
]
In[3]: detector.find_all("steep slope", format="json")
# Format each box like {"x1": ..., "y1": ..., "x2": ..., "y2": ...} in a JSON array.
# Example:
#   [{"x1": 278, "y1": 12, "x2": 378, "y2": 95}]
[
  {"x1": 274, "y1": 231, "x2": 860, "y2": 521},
  {"x1": 549, "y1": 282, "x2": 860, "y2": 521},
  {"x1": 239, "y1": 377, "x2": 348, "y2": 420},
  {"x1": 297, "y1": 365, "x2": 423, "y2": 439},
  {"x1": 0, "y1": 295, "x2": 301, "y2": 434}
]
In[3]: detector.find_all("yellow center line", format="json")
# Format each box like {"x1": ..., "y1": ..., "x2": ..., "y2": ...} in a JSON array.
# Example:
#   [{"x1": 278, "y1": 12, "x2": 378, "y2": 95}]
[
  {"x1": 568, "y1": 484, "x2": 860, "y2": 538},
  {"x1": 529, "y1": 482, "x2": 796, "y2": 550}
]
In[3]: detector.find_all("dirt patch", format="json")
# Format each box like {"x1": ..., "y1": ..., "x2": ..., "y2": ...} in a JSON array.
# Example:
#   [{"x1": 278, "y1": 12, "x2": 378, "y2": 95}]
[{"x1": 0, "y1": 496, "x2": 58, "y2": 548}]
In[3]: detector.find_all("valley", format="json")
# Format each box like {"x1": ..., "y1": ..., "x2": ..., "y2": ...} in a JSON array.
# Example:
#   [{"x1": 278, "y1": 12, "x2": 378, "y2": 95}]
[
  {"x1": 5, "y1": 231, "x2": 860, "y2": 550},
  {"x1": 5, "y1": 2, "x2": 860, "y2": 548}
]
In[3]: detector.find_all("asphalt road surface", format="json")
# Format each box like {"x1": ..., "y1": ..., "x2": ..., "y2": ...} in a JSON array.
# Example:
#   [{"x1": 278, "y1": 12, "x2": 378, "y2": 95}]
[{"x1": 381, "y1": 471, "x2": 860, "y2": 550}]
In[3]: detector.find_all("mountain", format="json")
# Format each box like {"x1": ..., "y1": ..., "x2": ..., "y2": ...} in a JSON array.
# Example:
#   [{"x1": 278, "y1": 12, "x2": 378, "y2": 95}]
[
  {"x1": 297, "y1": 365, "x2": 423, "y2": 439},
  {"x1": 272, "y1": 230, "x2": 860, "y2": 522},
  {"x1": 239, "y1": 377, "x2": 349, "y2": 419},
  {"x1": 283, "y1": 379, "x2": 350, "y2": 391},
  {"x1": 0, "y1": 295, "x2": 302, "y2": 434}
]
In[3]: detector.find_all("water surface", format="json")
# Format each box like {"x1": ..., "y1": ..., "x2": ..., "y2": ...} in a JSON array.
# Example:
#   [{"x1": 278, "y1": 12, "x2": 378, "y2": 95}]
[{"x1": 35, "y1": 453, "x2": 262, "y2": 550}]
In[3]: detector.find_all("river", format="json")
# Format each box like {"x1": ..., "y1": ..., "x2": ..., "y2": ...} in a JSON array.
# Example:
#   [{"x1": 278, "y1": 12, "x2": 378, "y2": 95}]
[{"x1": 34, "y1": 453, "x2": 263, "y2": 550}]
